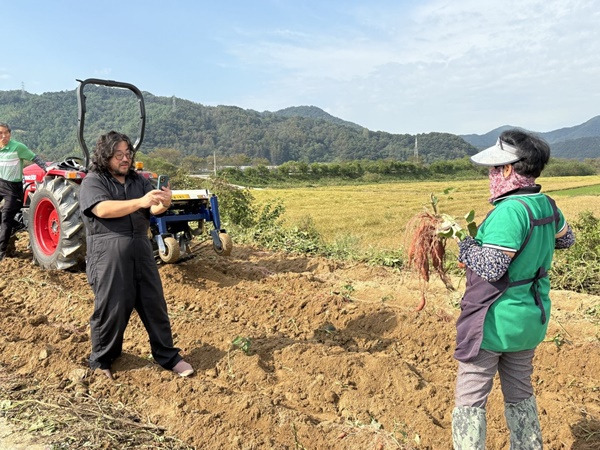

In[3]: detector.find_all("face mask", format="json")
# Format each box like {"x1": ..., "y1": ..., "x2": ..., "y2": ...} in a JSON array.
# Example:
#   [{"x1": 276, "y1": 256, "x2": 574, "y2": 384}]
[{"x1": 489, "y1": 166, "x2": 536, "y2": 202}]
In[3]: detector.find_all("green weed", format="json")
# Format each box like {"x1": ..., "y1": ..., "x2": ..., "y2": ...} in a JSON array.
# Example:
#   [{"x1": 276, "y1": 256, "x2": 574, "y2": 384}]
[
  {"x1": 342, "y1": 283, "x2": 355, "y2": 296},
  {"x1": 363, "y1": 248, "x2": 405, "y2": 269},
  {"x1": 544, "y1": 333, "x2": 571, "y2": 348},
  {"x1": 233, "y1": 200, "x2": 323, "y2": 255},
  {"x1": 583, "y1": 304, "x2": 600, "y2": 323},
  {"x1": 552, "y1": 211, "x2": 600, "y2": 295},
  {"x1": 231, "y1": 336, "x2": 252, "y2": 355}
]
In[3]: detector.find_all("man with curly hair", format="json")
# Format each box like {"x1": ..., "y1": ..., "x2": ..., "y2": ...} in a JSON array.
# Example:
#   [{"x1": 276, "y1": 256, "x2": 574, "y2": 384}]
[{"x1": 79, "y1": 130, "x2": 193, "y2": 380}]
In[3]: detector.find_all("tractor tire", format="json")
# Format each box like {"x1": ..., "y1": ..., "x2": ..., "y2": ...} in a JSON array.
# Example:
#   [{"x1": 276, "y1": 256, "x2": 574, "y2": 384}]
[
  {"x1": 28, "y1": 177, "x2": 86, "y2": 270},
  {"x1": 159, "y1": 236, "x2": 181, "y2": 263},
  {"x1": 213, "y1": 232, "x2": 232, "y2": 256}
]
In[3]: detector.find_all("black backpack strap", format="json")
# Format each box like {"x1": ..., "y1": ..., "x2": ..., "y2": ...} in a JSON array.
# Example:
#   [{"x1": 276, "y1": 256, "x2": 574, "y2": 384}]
[
  {"x1": 544, "y1": 195, "x2": 561, "y2": 232},
  {"x1": 508, "y1": 196, "x2": 559, "y2": 324},
  {"x1": 509, "y1": 266, "x2": 548, "y2": 324}
]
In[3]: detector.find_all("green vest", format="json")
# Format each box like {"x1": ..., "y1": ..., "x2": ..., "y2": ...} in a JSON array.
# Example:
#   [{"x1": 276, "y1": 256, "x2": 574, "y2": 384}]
[{"x1": 477, "y1": 194, "x2": 566, "y2": 352}]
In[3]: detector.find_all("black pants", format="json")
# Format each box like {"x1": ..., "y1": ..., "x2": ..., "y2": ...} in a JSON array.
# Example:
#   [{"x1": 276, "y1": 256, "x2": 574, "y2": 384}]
[
  {"x1": 86, "y1": 234, "x2": 181, "y2": 370},
  {"x1": 0, "y1": 179, "x2": 23, "y2": 254}
]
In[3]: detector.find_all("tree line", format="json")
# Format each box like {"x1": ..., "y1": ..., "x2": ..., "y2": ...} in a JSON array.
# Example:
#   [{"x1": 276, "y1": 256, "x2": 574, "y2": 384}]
[
  {"x1": 135, "y1": 148, "x2": 599, "y2": 189},
  {"x1": 1, "y1": 87, "x2": 477, "y2": 164},
  {"x1": 214, "y1": 157, "x2": 598, "y2": 187}
]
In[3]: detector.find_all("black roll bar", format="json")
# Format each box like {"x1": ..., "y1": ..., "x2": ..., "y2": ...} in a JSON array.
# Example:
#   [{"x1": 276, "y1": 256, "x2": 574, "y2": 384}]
[{"x1": 76, "y1": 78, "x2": 146, "y2": 168}]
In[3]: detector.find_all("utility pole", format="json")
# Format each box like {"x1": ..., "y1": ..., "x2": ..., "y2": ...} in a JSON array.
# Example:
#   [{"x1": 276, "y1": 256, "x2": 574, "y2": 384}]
[
  {"x1": 213, "y1": 151, "x2": 217, "y2": 176},
  {"x1": 414, "y1": 135, "x2": 419, "y2": 159}
]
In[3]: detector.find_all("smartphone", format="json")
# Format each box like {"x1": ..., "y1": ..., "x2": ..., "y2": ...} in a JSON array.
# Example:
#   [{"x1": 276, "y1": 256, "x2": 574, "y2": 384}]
[{"x1": 157, "y1": 174, "x2": 169, "y2": 190}]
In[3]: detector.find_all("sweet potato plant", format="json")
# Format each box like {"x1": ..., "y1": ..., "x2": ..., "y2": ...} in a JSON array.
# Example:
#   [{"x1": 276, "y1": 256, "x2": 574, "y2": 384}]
[{"x1": 405, "y1": 192, "x2": 477, "y2": 311}]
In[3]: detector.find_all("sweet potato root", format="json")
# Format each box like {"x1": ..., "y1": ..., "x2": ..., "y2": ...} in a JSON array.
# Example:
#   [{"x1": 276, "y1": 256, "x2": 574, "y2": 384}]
[{"x1": 405, "y1": 211, "x2": 454, "y2": 311}]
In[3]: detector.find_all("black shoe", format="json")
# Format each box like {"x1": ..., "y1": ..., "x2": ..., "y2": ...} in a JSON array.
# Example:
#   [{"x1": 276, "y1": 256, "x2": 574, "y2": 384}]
[{"x1": 99, "y1": 368, "x2": 114, "y2": 380}]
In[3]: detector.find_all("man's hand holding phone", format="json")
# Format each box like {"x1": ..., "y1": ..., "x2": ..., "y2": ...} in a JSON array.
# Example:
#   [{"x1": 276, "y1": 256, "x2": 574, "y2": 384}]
[
  {"x1": 157, "y1": 174, "x2": 170, "y2": 190},
  {"x1": 155, "y1": 175, "x2": 172, "y2": 210}
]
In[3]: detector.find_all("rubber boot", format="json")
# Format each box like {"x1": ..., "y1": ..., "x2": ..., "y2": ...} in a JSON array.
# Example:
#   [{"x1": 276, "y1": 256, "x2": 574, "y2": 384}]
[
  {"x1": 452, "y1": 406, "x2": 486, "y2": 449},
  {"x1": 505, "y1": 395, "x2": 543, "y2": 449}
]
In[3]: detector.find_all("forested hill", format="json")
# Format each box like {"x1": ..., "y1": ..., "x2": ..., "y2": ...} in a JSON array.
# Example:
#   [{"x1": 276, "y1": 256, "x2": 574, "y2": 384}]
[
  {"x1": 551, "y1": 136, "x2": 600, "y2": 159},
  {"x1": 0, "y1": 87, "x2": 476, "y2": 164},
  {"x1": 269, "y1": 106, "x2": 364, "y2": 131},
  {"x1": 461, "y1": 116, "x2": 600, "y2": 160}
]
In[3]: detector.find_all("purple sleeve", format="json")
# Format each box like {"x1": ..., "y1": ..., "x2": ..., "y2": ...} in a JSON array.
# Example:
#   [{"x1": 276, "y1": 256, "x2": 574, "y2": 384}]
[
  {"x1": 555, "y1": 225, "x2": 575, "y2": 249},
  {"x1": 458, "y1": 236, "x2": 512, "y2": 282}
]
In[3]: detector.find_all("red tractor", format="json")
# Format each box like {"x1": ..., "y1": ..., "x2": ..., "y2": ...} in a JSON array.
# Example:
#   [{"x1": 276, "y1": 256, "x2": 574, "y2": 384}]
[
  {"x1": 22, "y1": 156, "x2": 88, "y2": 269},
  {"x1": 19, "y1": 78, "x2": 150, "y2": 270},
  {"x1": 19, "y1": 78, "x2": 230, "y2": 270}
]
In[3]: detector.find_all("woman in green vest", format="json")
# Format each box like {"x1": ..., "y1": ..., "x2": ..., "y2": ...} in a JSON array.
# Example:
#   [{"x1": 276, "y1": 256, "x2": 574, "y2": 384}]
[{"x1": 452, "y1": 130, "x2": 575, "y2": 449}]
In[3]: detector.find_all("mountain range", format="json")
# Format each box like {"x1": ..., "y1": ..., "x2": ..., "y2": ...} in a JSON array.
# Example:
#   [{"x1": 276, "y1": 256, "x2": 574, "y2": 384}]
[
  {"x1": 459, "y1": 115, "x2": 600, "y2": 159},
  {"x1": 279, "y1": 106, "x2": 600, "y2": 160},
  {"x1": 0, "y1": 87, "x2": 598, "y2": 162}
]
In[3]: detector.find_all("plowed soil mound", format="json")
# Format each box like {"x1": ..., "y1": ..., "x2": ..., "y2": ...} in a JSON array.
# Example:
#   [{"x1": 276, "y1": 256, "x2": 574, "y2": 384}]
[{"x1": 1, "y1": 234, "x2": 599, "y2": 449}]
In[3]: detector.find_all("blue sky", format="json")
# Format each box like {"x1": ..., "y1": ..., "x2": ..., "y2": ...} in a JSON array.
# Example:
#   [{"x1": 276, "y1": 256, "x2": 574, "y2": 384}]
[{"x1": 3, "y1": 0, "x2": 599, "y2": 135}]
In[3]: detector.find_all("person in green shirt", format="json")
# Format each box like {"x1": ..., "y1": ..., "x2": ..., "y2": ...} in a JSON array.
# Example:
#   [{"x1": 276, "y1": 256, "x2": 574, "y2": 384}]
[
  {"x1": 451, "y1": 129, "x2": 575, "y2": 449},
  {"x1": 0, "y1": 122, "x2": 46, "y2": 260}
]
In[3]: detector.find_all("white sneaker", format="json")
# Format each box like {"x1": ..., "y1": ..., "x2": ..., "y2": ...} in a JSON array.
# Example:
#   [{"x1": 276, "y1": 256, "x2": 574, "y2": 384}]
[{"x1": 172, "y1": 360, "x2": 194, "y2": 377}]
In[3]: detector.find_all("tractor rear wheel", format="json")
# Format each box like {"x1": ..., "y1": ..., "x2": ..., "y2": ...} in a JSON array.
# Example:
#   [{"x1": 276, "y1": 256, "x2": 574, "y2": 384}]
[
  {"x1": 28, "y1": 177, "x2": 86, "y2": 270},
  {"x1": 213, "y1": 232, "x2": 232, "y2": 256},
  {"x1": 159, "y1": 236, "x2": 181, "y2": 263}
]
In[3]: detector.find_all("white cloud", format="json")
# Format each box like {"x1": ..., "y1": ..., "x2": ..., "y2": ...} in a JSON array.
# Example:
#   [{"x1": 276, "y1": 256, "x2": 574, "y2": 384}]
[{"x1": 224, "y1": 0, "x2": 600, "y2": 133}]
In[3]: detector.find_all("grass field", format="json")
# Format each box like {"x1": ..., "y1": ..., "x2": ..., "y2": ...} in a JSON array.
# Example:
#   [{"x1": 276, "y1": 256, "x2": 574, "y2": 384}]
[
  {"x1": 547, "y1": 183, "x2": 600, "y2": 196},
  {"x1": 251, "y1": 175, "x2": 600, "y2": 252}
]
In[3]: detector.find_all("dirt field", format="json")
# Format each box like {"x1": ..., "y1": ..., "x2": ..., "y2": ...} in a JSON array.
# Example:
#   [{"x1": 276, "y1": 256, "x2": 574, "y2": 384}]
[{"x1": 0, "y1": 233, "x2": 599, "y2": 449}]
